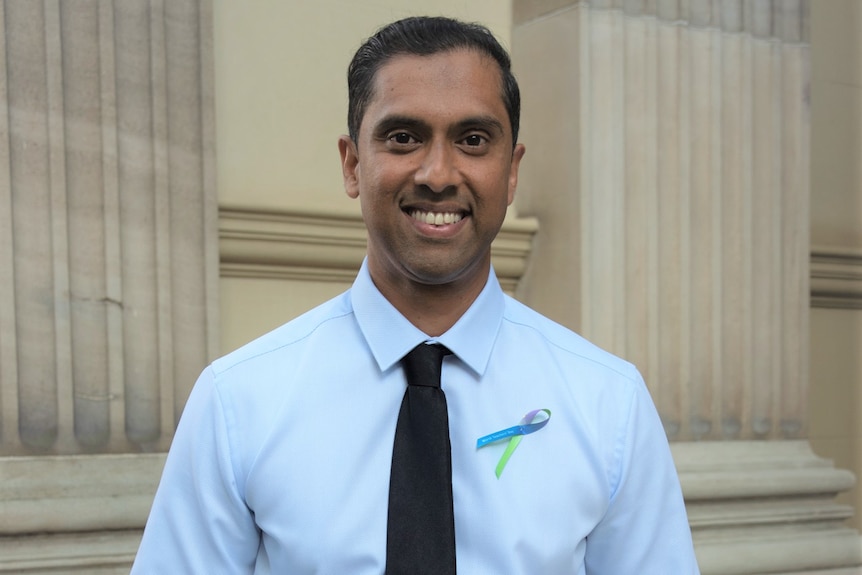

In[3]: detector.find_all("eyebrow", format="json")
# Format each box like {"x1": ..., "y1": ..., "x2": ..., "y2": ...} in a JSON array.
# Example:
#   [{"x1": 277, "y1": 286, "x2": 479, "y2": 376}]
[
  {"x1": 454, "y1": 116, "x2": 505, "y2": 137},
  {"x1": 372, "y1": 115, "x2": 428, "y2": 138}
]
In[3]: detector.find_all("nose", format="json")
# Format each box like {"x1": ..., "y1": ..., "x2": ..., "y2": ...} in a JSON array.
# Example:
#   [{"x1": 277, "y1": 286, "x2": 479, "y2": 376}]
[{"x1": 414, "y1": 141, "x2": 462, "y2": 193}]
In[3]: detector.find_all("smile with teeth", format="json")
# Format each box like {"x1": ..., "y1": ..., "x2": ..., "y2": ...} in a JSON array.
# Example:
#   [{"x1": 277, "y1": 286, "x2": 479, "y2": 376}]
[{"x1": 409, "y1": 209, "x2": 464, "y2": 226}]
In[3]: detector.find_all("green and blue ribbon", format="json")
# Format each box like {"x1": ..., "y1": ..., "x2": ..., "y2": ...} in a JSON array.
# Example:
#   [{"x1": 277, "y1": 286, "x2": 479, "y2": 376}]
[{"x1": 476, "y1": 408, "x2": 551, "y2": 478}]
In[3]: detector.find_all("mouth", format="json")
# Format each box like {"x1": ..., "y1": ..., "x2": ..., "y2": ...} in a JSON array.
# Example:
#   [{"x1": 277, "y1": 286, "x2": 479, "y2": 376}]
[{"x1": 407, "y1": 208, "x2": 466, "y2": 226}]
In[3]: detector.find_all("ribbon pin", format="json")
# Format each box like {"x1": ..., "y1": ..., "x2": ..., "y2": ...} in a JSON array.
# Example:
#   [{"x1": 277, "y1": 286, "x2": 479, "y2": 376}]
[{"x1": 476, "y1": 408, "x2": 551, "y2": 478}]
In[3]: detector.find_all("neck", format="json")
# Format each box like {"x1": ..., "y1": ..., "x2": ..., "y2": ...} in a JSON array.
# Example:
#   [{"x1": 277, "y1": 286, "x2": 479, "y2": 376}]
[{"x1": 369, "y1": 263, "x2": 489, "y2": 337}]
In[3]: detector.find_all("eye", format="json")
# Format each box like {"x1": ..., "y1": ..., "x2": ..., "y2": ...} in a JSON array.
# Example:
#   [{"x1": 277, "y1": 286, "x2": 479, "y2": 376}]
[
  {"x1": 461, "y1": 134, "x2": 487, "y2": 147},
  {"x1": 389, "y1": 132, "x2": 417, "y2": 145}
]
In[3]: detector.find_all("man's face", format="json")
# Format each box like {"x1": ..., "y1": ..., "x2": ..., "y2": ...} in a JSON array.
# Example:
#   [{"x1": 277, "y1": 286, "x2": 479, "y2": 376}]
[{"x1": 339, "y1": 49, "x2": 525, "y2": 294}]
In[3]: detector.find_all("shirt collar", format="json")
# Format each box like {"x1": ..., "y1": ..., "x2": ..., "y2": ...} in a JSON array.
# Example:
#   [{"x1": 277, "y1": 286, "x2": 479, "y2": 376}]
[{"x1": 351, "y1": 258, "x2": 504, "y2": 377}]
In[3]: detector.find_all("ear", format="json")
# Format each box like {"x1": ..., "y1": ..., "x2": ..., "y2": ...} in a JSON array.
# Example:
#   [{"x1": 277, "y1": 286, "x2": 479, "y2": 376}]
[
  {"x1": 507, "y1": 143, "x2": 526, "y2": 206},
  {"x1": 338, "y1": 135, "x2": 360, "y2": 199}
]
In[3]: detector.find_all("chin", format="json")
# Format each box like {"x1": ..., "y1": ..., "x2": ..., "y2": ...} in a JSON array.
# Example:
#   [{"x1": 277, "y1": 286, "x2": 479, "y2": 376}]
[{"x1": 405, "y1": 258, "x2": 485, "y2": 287}]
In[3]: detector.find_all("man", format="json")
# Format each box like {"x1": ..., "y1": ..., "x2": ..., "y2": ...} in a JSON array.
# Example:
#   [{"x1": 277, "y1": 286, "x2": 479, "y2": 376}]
[{"x1": 132, "y1": 16, "x2": 700, "y2": 574}]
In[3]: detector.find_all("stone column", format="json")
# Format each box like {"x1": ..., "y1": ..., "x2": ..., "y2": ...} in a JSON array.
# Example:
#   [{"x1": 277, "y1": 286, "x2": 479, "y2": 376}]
[
  {"x1": 513, "y1": 1, "x2": 861, "y2": 573},
  {"x1": 0, "y1": 0, "x2": 218, "y2": 456}
]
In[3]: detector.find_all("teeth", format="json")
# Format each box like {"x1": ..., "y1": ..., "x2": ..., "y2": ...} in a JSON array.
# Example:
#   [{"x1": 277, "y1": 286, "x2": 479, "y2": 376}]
[{"x1": 411, "y1": 209, "x2": 463, "y2": 226}]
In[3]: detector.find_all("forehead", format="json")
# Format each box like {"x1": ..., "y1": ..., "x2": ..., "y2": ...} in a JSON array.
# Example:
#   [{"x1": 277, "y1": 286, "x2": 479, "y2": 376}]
[{"x1": 364, "y1": 49, "x2": 508, "y2": 129}]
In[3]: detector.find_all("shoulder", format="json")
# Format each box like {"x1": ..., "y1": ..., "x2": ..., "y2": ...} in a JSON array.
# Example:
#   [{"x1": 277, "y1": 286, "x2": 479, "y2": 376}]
[
  {"x1": 211, "y1": 290, "x2": 354, "y2": 378},
  {"x1": 500, "y1": 294, "x2": 641, "y2": 384}
]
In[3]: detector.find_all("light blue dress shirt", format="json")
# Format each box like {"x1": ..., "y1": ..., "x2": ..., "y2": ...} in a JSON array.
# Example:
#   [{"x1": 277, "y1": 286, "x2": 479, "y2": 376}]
[{"x1": 132, "y1": 261, "x2": 700, "y2": 574}]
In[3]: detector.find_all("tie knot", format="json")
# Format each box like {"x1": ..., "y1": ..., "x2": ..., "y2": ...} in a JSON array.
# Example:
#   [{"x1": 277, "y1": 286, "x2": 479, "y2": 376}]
[{"x1": 402, "y1": 343, "x2": 450, "y2": 388}]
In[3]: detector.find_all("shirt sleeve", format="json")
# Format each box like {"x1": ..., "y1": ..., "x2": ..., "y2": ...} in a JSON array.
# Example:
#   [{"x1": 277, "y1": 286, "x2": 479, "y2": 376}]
[
  {"x1": 131, "y1": 366, "x2": 260, "y2": 574},
  {"x1": 584, "y1": 376, "x2": 701, "y2": 574}
]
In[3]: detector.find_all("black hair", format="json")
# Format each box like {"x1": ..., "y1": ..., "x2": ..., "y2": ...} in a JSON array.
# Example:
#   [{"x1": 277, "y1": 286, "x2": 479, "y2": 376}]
[{"x1": 346, "y1": 16, "x2": 520, "y2": 147}]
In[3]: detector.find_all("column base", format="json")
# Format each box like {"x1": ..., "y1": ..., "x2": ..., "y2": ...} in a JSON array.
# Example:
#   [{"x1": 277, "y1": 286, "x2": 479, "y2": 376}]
[
  {"x1": 0, "y1": 530, "x2": 141, "y2": 574},
  {"x1": 0, "y1": 453, "x2": 161, "y2": 574},
  {"x1": 673, "y1": 440, "x2": 862, "y2": 574},
  {"x1": 1, "y1": 443, "x2": 859, "y2": 573}
]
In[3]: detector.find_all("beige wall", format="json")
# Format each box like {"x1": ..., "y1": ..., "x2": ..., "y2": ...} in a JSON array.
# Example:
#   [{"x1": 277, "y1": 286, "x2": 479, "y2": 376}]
[
  {"x1": 213, "y1": 0, "x2": 513, "y2": 353},
  {"x1": 811, "y1": 308, "x2": 862, "y2": 526},
  {"x1": 809, "y1": 0, "x2": 862, "y2": 530}
]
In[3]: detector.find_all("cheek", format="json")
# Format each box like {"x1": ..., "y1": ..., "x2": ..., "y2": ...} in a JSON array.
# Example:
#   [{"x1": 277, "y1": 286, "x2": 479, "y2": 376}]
[
  {"x1": 357, "y1": 162, "x2": 386, "y2": 194},
  {"x1": 356, "y1": 177, "x2": 392, "y2": 225},
  {"x1": 358, "y1": 169, "x2": 405, "y2": 212},
  {"x1": 481, "y1": 174, "x2": 516, "y2": 209},
  {"x1": 357, "y1": 191, "x2": 381, "y2": 224}
]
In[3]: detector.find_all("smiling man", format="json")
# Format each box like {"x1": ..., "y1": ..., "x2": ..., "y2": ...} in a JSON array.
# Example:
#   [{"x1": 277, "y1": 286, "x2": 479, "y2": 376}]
[
  {"x1": 338, "y1": 46, "x2": 524, "y2": 337},
  {"x1": 132, "y1": 16, "x2": 700, "y2": 574}
]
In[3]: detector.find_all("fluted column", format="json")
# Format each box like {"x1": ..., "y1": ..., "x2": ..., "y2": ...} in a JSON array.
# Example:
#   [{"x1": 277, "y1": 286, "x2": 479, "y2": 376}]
[
  {"x1": 0, "y1": 0, "x2": 217, "y2": 456},
  {"x1": 515, "y1": 0, "x2": 808, "y2": 442},
  {"x1": 514, "y1": 1, "x2": 861, "y2": 573}
]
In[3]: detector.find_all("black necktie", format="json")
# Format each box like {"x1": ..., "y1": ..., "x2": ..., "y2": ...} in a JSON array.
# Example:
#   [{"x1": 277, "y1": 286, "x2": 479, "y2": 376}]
[{"x1": 386, "y1": 343, "x2": 456, "y2": 575}]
